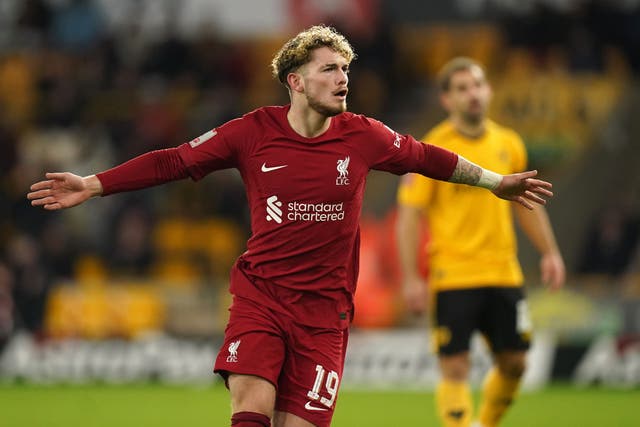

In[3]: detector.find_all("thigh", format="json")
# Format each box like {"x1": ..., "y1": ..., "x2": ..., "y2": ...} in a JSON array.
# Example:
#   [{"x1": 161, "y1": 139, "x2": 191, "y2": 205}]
[
  {"x1": 229, "y1": 374, "x2": 277, "y2": 416},
  {"x1": 215, "y1": 296, "x2": 286, "y2": 387},
  {"x1": 275, "y1": 326, "x2": 349, "y2": 427},
  {"x1": 434, "y1": 288, "x2": 485, "y2": 355},
  {"x1": 479, "y1": 287, "x2": 531, "y2": 353}
]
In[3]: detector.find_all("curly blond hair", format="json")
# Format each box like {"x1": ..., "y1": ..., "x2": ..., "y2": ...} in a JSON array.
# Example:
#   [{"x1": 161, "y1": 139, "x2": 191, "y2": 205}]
[{"x1": 271, "y1": 25, "x2": 356, "y2": 87}]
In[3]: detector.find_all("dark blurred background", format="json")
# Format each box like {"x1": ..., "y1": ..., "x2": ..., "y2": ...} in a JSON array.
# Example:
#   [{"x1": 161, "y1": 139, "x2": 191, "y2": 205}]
[{"x1": 1, "y1": 0, "x2": 639, "y2": 386}]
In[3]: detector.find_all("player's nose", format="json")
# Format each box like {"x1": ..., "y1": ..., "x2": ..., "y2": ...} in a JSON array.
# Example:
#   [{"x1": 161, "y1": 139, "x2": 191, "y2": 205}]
[{"x1": 338, "y1": 69, "x2": 348, "y2": 84}]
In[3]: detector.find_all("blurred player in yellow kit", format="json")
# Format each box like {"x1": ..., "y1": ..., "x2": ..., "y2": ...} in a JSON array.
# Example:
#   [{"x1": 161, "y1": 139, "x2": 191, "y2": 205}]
[{"x1": 396, "y1": 57, "x2": 566, "y2": 427}]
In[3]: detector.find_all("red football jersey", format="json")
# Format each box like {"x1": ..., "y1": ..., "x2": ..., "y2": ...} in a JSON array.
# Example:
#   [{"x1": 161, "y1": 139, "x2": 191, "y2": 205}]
[{"x1": 176, "y1": 105, "x2": 456, "y2": 328}]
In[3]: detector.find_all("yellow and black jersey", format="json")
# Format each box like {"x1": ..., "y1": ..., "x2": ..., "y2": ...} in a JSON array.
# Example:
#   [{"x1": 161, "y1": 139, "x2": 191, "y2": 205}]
[{"x1": 397, "y1": 119, "x2": 527, "y2": 291}]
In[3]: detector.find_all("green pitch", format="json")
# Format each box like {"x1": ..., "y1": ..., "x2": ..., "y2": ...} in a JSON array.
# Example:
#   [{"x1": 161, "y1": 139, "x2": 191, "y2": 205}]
[{"x1": 1, "y1": 383, "x2": 638, "y2": 426}]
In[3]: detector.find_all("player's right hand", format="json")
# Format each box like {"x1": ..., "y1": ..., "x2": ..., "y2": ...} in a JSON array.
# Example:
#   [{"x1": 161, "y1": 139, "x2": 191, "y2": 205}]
[{"x1": 27, "y1": 172, "x2": 101, "y2": 210}]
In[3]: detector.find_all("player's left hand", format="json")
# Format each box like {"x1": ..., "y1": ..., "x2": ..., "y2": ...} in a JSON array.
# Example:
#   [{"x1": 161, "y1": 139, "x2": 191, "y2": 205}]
[
  {"x1": 540, "y1": 252, "x2": 565, "y2": 291},
  {"x1": 493, "y1": 170, "x2": 553, "y2": 209}
]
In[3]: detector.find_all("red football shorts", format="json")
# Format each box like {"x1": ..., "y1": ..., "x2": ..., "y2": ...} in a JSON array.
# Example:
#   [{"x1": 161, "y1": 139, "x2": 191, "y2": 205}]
[{"x1": 214, "y1": 295, "x2": 349, "y2": 427}]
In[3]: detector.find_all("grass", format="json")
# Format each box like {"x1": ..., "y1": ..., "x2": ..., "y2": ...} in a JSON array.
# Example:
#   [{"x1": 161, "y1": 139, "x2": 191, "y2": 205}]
[{"x1": 0, "y1": 382, "x2": 638, "y2": 426}]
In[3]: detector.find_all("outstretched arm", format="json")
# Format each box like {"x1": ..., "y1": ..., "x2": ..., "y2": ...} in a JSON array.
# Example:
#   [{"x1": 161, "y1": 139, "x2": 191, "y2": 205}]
[
  {"x1": 28, "y1": 148, "x2": 190, "y2": 210},
  {"x1": 449, "y1": 156, "x2": 553, "y2": 209},
  {"x1": 399, "y1": 141, "x2": 552, "y2": 209}
]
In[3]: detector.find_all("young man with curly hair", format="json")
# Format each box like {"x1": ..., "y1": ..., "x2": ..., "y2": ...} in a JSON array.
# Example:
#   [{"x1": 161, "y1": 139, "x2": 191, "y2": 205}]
[{"x1": 29, "y1": 27, "x2": 553, "y2": 427}]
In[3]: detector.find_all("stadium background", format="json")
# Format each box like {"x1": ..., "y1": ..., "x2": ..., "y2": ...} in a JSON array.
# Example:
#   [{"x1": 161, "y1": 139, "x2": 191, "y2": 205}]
[{"x1": 1, "y1": 0, "x2": 639, "y2": 425}]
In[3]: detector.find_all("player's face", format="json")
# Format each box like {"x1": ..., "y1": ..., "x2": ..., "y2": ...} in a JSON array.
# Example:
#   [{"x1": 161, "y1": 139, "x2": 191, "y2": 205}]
[
  {"x1": 442, "y1": 66, "x2": 491, "y2": 125},
  {"x1": 299, "y1": 47, "x2": 350, "y2": 116}
]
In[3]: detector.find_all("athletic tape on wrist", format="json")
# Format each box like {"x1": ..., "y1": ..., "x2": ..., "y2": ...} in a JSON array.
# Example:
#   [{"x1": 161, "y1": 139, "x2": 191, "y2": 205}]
[{"x1": 477, "y1": 169, "x2": 503, "y2": 190}]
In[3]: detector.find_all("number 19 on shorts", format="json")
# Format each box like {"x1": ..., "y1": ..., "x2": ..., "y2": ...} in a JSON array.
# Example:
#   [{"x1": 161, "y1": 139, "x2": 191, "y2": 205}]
[{"x1": 307, "y1": 364, "x2": 340, "y2": 409}]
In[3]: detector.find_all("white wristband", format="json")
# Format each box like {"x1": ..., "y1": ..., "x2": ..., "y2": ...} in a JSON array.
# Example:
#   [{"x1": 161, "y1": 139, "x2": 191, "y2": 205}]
[{"x1": 477, "y1": 169, "x2": 503, "y2": 190}]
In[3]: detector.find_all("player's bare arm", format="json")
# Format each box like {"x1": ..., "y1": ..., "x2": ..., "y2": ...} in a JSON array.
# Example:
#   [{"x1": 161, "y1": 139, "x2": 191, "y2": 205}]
[
  {"x1": 449, "y1": 156, "x2": 482, "y2": 185},
  {"x1": 514, "y1": 204, "x2": 566, "y2": 290},
  {"x1": 28, "y1": 147, "x2": 190, "y2": 211},
  {"x1": 27, "y1": 172, "x2": 102, "y2": 210},
  {"x1": 396, "y1": 202, "x2": 429, "y2": 315},
  {"x1": 449, "y1": 156, "x2": 553, "y2": 210}
]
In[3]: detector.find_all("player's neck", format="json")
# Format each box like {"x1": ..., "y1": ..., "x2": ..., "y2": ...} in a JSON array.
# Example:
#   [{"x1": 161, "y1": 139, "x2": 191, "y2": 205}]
[
  {"x1": 287, "y1": 103, "x2": 332, "y2": 138},
  {"x1": 450, "y1": 116, "x2": 486, "y2": 139}
]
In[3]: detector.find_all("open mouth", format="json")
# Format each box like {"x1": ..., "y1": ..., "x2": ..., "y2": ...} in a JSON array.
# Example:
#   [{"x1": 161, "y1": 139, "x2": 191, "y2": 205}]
[{"x1": 333, "y1": 89, "x2": 348, "y2": 99}]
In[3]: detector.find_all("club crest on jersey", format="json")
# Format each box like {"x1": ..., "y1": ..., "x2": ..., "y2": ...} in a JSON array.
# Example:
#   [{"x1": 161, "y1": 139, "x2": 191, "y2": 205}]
[
  {"x1": 226, "y1": 340, "x2": 241, "y2": 363},
  {"x1": 188, "y1": 129, "x2": 217, "y2": 148},
  {"x1": 336, "y1": 156, "x2": 350, "y2": 186}
]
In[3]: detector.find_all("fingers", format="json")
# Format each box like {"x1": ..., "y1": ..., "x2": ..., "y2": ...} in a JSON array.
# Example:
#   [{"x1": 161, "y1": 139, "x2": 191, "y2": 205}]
[
  {"x1": 515, "y1": 189, "x2": 549, "y2": 209},
  {"x1": 27, "y1": 186, "x2": 63, "y2": 209},
  {"x1": 407, "y1": 300, "x2": 425, "y2": 315},
  {"x1": 525, "y1": 178, "x2": 553, "y2": 198},
  {"x1": 551, "y1": 267, "x2": 566, "y2": 290},
  {"x1": 545, "y1": 274, "x2": 563, "y2": 291},
  {"x1": 29, "y1": 173, "x2": 69, "y2": 194},
  {"x1": 32, "y1": 197, "x2": 62, "y2": 210},
  {"x1": 403, "y1": 285, "x2": 427, "y2": 315},
  {"x1": 523, "y1": 190, "x2": 547, "y2": 205},
  {"x1": 542, "y1": 268, "x2": 550, "y2": 285},
  {"x1": 516, "y1": 196, "x2": 534, "y2": 210},
  {"x1": 30, "y1": 196, "x2": 63, "y2": 210},
  {"x1": 44, "y1": 203, "x2": 62, "y2": 210},
  {"x1": 45, "y1": 172, "x2": 67, "y2": 180},
  {"x1": 29, "y1": 180, "x2": 55, "y2": 192},
  {"x1": 28, "y1": 173, "x2": 70, "y2": 209},
  {"x1": 26, "y1": 189, "x2": 52, "y2": 200},
  {"x1": 530, "y1": 187, "x2": 554, "y2": 198},
  {"x1": 519, "y1": 169, "x2": 538, "y2": 179},
  {"x1": 30, "y1": 195, "x2": 57, "y2": 207},
  {"x1": 541, "y1": 254, "x2": 566, "y2": 291},
  {"x1": 549, "y1": 280, "x2": 563, "y2": 291},
  {"x1": 526, "y1": 178, "x2": 552, "y2": 189},
  {"x1": 541, "y1": 266, "x2": 556, "y2": 288},
  {"x1": 526, "y1": 178, "x2": 553, "y2": 195},
  {"x1": 404, "y1": 293, "x2": 424, "y2": 312}
]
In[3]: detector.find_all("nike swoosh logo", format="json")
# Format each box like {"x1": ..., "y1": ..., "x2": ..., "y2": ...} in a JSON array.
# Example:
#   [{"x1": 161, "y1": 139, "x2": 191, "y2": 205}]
[
  {"x1": 305, "y1": 401, "x2": 328, "y2": 412},
  {"x1": 261, "y1": 163, "x2": 288, "y2": 172}
]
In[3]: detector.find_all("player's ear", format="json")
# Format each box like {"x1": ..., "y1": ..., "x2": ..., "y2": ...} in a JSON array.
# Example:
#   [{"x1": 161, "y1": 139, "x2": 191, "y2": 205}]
[{"x1": 287, "y1": 71, "x2": 304, "y2": 93}]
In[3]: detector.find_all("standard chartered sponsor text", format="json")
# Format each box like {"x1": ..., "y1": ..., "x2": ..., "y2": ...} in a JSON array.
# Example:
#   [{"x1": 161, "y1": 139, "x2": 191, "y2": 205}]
[{"x1": 287, "y1": 201, "x2": 345, "y2": 221}]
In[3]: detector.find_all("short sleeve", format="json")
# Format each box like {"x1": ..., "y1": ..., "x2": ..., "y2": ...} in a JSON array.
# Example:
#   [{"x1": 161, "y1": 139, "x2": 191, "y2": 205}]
[
  {"x1": 359, "y1": 117, "x2": 457, "y2": 180},
  {"x1": 361, "y1": 117, "x2": 416, "y2": 173},
  {"x1": 509, "y1": 131, "x2": 528, "y2": 173}
]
